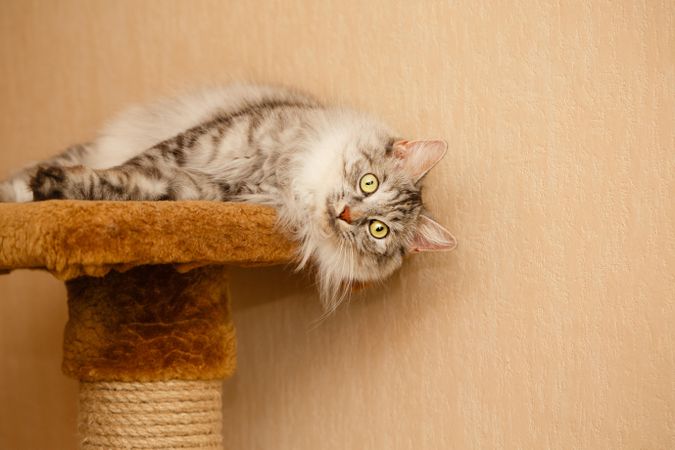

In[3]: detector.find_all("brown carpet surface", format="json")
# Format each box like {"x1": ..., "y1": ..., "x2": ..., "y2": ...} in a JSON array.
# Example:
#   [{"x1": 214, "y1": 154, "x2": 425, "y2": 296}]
[{"x1": 0, "y1": 200, "x2": 295, "y2": 280}]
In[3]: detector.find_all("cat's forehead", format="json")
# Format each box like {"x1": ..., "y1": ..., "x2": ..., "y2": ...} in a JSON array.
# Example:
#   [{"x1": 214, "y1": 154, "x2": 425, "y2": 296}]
[
  {"x1": 341, "y1": 130, "x2": 391, "y2": 161},
  {"x1": 340, "y1": 130, "x2": 394, "y2": 169},
  {"x1": 343, "y1": 143, "x2": 405, "y2": 186},
  {"x1": 328, "y1": 111, "x2": 393, "y2": 152}
]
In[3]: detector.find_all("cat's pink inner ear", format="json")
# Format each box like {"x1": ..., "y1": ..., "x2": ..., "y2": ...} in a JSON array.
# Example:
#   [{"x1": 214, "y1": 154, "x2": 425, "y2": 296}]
[
  {"x1": 392, "y1": 139, "x2": 447, "y2": 181},
  {"x1": 409, "y1": 215, "x2": 457, "y2": 253}
]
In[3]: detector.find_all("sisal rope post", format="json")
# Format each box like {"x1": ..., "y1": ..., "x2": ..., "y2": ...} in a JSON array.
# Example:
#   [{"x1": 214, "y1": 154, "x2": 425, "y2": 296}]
[
  {"x1": 62, "y1": 265, "x2": 236, "y2": 450},
  {"x1": 78, "y1": 380, "x2": 223, "y2": 450}
]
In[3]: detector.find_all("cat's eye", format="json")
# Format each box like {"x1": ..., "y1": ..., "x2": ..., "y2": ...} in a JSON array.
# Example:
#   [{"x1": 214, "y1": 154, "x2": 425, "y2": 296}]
[
  {"x1": 359, "y1": 173, "x2": 379, "y2": 194},
  {"x1": 369, "y1": 220, "x2": 389, "y2": 239}
]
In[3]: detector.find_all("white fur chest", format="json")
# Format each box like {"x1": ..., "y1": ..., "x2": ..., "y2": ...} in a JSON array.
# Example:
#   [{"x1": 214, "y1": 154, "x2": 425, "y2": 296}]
[{"x1": 290, "y1": 138, "x2": 344, "y2": 216}]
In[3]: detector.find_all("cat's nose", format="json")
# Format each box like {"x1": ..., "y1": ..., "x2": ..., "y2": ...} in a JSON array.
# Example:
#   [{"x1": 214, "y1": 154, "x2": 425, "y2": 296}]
[{"x1": 338, "y1": 205, "x2": 352, "y2": 224}]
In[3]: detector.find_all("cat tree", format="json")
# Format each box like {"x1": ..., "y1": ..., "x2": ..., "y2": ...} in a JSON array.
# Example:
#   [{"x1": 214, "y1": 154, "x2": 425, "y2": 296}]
[{"x1": 0, "y1": 200, "x2": 295, "y2": 449}]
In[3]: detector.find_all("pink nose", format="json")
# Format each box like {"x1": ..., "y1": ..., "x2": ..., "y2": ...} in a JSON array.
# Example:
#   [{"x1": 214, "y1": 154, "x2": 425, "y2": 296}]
[{"x1": 338, "y1": 206, "x2": 352, "y2": 224}]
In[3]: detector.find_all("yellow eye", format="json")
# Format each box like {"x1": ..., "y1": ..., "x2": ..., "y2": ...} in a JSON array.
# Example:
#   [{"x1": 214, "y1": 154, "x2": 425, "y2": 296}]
[
  {"x1": 369, "y1": 220, "x2": 389, "y2": 239},
  {"x1": 359, "y1": 173, "x2": 379, "y2": 194}
]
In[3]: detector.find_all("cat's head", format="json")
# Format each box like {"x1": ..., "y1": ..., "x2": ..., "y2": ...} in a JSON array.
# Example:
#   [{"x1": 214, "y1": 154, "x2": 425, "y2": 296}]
[{"x1": 301, "y1": 113, "x2": 456, "y2": 312}]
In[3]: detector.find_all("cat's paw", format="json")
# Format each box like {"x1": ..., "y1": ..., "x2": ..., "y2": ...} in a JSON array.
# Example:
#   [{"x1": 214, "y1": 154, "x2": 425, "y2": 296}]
[
  {"x1": 0, "y1": 182, "x2": 14, "y2": 202},
  {"x1": 30, "y1": 165, "x2": 68, "y2": 200}
]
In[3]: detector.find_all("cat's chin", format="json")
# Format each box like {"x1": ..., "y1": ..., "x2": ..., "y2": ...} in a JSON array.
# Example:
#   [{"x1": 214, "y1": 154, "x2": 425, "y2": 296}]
[{"x1": 308, "y1": 225, "x2": 404, "y2": 312}]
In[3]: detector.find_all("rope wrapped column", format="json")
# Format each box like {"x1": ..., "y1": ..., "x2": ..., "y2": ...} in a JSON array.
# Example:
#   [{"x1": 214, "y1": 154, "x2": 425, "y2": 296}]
[
  {"x1": 79, "y1": 381, "x2": 223, "y2": 450},
  {"x1": 63, "y1": 265, "x2": 235, "y2": 450}
]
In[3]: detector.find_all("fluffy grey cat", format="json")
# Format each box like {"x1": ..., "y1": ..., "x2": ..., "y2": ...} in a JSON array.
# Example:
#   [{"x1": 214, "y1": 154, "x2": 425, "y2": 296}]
[{"x1": 0, "y1": 84, "x2": 456, "y2": 312}]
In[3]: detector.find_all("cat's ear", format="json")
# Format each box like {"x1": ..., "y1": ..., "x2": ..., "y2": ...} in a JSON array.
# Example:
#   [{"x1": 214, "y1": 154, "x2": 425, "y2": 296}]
[
  {"x1": 409, "y1": 215, "x2": 457, "y2": 253},
  {"x1": 392, "y1": 139, "x2": 447, "y2": 182}
]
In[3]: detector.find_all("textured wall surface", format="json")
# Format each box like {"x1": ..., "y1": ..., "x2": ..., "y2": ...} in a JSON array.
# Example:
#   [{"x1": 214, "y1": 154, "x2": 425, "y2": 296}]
[{"x1": 1, "y1": 1, "x2": 673, "y2": 449}]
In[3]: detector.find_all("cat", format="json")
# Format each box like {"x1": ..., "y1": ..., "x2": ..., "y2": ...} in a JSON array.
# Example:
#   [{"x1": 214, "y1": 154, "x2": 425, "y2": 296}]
[{"x1": 0, "y1": 84, "x2": 457, "y2": 312}]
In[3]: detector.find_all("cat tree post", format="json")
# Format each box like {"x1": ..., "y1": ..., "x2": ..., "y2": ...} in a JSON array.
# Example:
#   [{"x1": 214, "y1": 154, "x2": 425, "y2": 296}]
[
  {"x1": 0, "y1": 201, "x2": 295, "y2": 449},
  {"x1": 66, "y1": 265, "x2": 231, "y2": 449}
]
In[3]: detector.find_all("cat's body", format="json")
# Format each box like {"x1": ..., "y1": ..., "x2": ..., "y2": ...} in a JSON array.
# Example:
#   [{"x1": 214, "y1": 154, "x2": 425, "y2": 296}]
[{"x1": 0, "y1": 84, "x2": 456, "y2": 311}]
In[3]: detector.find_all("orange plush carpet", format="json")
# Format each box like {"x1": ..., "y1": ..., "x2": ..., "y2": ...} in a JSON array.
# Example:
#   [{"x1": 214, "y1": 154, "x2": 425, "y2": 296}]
[{"x1": 0, "y1": 201, "x2": 295, "y2": 279}]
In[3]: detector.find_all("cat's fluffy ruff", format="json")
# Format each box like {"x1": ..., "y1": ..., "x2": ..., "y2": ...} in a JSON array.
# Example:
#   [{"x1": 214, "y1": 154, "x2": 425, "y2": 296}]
[{"x1": 0, "y1": 84, "x2": 456, "y2": 311}]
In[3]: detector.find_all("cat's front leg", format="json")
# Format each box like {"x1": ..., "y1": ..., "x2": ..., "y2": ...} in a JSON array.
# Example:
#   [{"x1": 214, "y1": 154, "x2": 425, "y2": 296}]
[
  {"x1": 30, "y1": 165, "x2": 97, "y2": 200},
  {"x1": 31, "y1": 164, "x2": 152, "y2": 200},
  {"x1": 31, "y1": 163, "x2": 226, "y2": 201}
]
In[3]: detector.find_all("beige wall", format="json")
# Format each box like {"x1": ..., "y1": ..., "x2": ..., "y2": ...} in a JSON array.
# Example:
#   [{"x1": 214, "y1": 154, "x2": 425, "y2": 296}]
[{"x1": 1, "y1": 1, "x2": 673, "y2": 448}]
